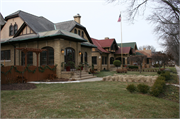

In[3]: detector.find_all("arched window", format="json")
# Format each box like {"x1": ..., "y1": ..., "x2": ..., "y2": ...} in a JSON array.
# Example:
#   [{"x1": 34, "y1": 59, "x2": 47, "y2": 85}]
[
  {"x1": 74, "y1": 29, "x2": 77, "y2": 34},
  {"x1": 78, "y1": 30, "x2": 80, "y2": 35},
  {"x1": 110, "y1": 57, "x2": 114, "y2": 64},
  {"x1": 14, "y1": 23, "x2": 18, "y2": 34},
  {"x1": 21, "y1": 51, "x2": 33, "y2": 66},
  {"x1": 9, "y1": 24, "x2": 13, "y2": 36},
  {"x1": 81, "y1": 53, "x2": 83, "y2": 63},
  {"x1": 64, "y1": 47, "x2": 75, "y2": 64},
  {"x1": 40, "y1": 47, "x2": 54, "y2": 65},
  {"x1": 82, "y1": 31, "x2": 84, "y2": 38},
  {"x1": 84, "y1": 52, "x2": 87, "y2": 62}
]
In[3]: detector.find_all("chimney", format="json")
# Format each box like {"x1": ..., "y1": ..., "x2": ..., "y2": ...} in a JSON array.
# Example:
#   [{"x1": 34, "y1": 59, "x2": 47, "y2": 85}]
[
  {"x1": 105, "y1": 37, "x2": 109, "y2": 39},
  {"x1": 143, "y1": 48, "x2": 146, "y2": 50},
  {"x1": 74, "y1": 14, "x2": 81, "y2": 24}
]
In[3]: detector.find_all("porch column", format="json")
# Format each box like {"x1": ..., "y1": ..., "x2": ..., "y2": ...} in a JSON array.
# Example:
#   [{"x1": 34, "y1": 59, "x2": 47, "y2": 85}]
[
  {"x1": 54, "y1": 39, "x2": 61, "y2": 78},
  {"x1": 107, "y1": 54, "x2": 110, "y2": 70}
]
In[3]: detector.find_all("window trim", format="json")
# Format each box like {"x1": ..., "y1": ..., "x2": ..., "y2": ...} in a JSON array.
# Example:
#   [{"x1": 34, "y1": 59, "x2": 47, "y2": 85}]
[
  {"x1": 14, "y1": 23, "x2": 18, "y2": 35},
  {"x1": 74, "y1": 29, "x2": 77, "y2": 34},
  {"x1": 40, "y1": 47, "x2": 54, "y2": 65},
  {"x1": 1, "y1": 50, "x2": 11, "y2": 60},
  {"x1": 9, "y1": 24, "x2": 13, "y2": 36},
  {"x1": 92, "y1": 56, "x2": 97, "y2": 64}
]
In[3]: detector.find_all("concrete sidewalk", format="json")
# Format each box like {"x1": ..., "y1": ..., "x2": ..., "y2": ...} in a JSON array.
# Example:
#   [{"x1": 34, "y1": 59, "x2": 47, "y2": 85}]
[{"x1": 28, "y1": 77, "x2": 103, "y2": 84}]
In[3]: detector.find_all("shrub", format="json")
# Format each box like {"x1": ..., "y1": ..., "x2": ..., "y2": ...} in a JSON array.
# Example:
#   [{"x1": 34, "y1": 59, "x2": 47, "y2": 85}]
[
  {"x1": 126, "y1": 84, "x2": 136, "y2": 93},
  {"x1": 156, "y1": 76, "x2": 166, "y2": 81},
  {"x1": 160, "y1": 71, "x2": 170, "y2": 81},
  {"x1": 157, "y1": 71, "x2": 161, "y2": 74},
  {"x1": 150, "y1": 77, "x2": 166, "y2": 97},
  {"x1": 113, "y1": 60, "x2": 121, "y2": 69},
  {"x1": 137, "y1": 84, "x2": 150, "y2": 94},
  {"x1": 153, "y1": 64, "x2": 159, "y2": 67},
  {"x1": 128, "y1": 65, "x2": 138, "y2": 69}
]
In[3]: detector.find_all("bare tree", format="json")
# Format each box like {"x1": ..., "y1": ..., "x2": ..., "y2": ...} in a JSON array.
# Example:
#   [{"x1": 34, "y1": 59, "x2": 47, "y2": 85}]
[
  {"x1": 151, "y1": 52, "x2": 169, "y2": 70},
  {"x1": 139, "y1": 45, "x2": 156, "y2": 52},
  {"x1": 107, "y1": 0, "x2": 180, "y2": 65},
  {"x1": 128, "y1": 55, "x2": 147, "y2": 73}
]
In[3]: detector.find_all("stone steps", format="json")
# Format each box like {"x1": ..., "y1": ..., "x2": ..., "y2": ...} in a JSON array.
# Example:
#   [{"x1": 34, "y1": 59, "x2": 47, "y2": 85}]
[{"x1": 72, "y1": 71, "x2": 96, "y2": 80}]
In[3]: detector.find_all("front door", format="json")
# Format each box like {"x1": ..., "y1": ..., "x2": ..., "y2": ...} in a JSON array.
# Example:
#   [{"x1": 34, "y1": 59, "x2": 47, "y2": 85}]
[{"x1": 64, "y1": 48, "x2": 75, "y2": 68}]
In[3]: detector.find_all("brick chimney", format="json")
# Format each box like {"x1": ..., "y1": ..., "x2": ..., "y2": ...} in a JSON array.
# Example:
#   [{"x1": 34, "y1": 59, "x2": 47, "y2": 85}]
[
  {"x1": 74, "y1": 14, "x2": 81, "y2": 24},
  {"x1": 143, "y1": 48, "x2": 146, "y2": 50},
  {"x1": 105, "y1": 37, "x2": 109, "y2": 39}
]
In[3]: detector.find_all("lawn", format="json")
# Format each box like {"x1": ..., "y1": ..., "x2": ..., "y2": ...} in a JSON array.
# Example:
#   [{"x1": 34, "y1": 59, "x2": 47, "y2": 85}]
[{"x1": 1, "y1": 81, "x2": 179, "y2": 118}]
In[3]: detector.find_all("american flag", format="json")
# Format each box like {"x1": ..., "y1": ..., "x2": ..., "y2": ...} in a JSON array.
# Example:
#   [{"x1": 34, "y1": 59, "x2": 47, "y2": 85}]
[{"x1": 117, "y1": 14, "x2": 121, "y2": 22}]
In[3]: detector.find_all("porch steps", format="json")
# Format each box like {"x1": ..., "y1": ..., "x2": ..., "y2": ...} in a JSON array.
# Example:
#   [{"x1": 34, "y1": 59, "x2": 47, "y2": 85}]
[{"x1": 72, "y1": 71, "x2": 96, "y2": 80}]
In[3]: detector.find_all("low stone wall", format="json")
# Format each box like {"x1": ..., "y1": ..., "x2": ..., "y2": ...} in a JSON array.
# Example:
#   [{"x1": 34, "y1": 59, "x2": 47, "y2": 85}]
[
  {"x1": 102, "y1": 74, "x2": 158, "y2": 85},
  {"x1": 61, "y1": 71, "x2": 74, "y2": 79}
]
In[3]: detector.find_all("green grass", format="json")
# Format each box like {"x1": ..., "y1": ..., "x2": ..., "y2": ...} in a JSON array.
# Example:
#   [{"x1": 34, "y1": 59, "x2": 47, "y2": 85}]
[
  {"x1": 95, "y1": 70, "x2": 158, "y2": 77},
  {"x1": 1, "y1": 82, "x2": 179, "y2": 118}
]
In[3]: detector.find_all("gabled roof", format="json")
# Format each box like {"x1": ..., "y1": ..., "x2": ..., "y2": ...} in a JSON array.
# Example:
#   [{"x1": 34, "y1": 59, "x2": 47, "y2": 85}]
[
  {"x1": 117, "y1": 42, "x2": 138, "y2": 50},
  {"x1": 115, "y1": 47, "x2": 131, "y2": 54},
  {"x1": 5, "y1": 10, "x2": 55, "y2": 33},
  {"x1": 55, "y1": 20, "x2": 92, "y2": 43},
  {"x1": 0, "y1": 13, "x2": 6, "y2": 26},
  {"x1": 1, "y1": 29, "x2": 87, "y2": 44},
  {"x1": 55, "y1": 20, "x2": 85, "y2": 32},
  {"x1": 136, "y1": 50, "x2": 151, "y2": 58},
  {"x1": 91, "y1": 38, "x2": 109, "y2": 53},
  {"x1": 96, "y1": 39, "x2": 115, "y2": 47}
]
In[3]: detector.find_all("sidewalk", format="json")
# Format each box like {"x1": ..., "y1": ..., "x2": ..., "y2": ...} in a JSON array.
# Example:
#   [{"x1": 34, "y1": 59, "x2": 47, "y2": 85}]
[{"x1": 28, "y1": 77, "x2": 103, "y2": 84}]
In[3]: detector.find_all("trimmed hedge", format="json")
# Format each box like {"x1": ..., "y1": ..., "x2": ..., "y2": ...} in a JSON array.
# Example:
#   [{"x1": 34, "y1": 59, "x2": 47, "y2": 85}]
[
  {"x1": 126, "y1": 84, "x2": 136, "y2": 93},
  {"x1": 150, "y1": 77, "x2": 166, "y2": 97},
  {"x1": 137, "y1": 84, "x2": 150, "y2": 94},
  {"x1": 160, "y1": 71, "x2": 170, "y2": 81},
  {"x1": 128, "y1": 65, "x2": 138, "y2": 69}
]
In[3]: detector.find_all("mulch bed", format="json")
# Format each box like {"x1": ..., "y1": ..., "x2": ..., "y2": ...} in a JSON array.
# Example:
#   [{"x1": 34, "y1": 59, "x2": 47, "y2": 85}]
[{"x1": 1, "y1": 83, "x2": 37, "y2": 90}]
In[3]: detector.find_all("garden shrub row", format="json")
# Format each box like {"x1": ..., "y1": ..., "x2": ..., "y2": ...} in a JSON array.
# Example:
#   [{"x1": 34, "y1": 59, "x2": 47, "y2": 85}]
[
  {"x1": 127, "y1": 65, "x2": 138, "y2": 69},
  {"x1": 116, "y1": 69, "x2": 127, "y2": 73},
  {"x1": 126, "y1": 84, "x2": 150, "y2": 94},
  {"x1": 126, "y1": 71, "x2": 171, "y2": 97}
]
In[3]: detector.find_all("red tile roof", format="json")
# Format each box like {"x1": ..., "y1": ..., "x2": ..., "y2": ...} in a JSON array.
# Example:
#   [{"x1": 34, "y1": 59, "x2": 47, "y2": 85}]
[
  {"x1": 136, "y1": 50, "x2": 151, "y2": 58},
  {"x1": 96, "y1": 39, "x2": 115, "y2": 47},
  {"x1": 115, "y1": 47, "x2": 131, "y2": 54},
  {"x1": 91, "y1": 38, "x2": 109, "y2": 53}
]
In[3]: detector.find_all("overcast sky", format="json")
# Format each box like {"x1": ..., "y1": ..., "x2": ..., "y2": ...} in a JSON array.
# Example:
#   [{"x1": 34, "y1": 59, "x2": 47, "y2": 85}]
[{"x1": 0, "y1": 0, "x2": 164, "y2": 51}]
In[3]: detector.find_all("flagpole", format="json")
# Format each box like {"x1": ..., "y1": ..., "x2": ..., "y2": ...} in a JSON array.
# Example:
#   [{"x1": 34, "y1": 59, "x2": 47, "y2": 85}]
[{"x1": 120, "y1": 12, "x2": 123, "y2": 69}]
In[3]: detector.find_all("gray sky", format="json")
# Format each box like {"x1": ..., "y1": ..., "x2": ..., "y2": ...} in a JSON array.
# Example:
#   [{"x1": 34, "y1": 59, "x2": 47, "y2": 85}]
[{"x1": 0, "y1": 0, "x2": 164, "y2": 51}]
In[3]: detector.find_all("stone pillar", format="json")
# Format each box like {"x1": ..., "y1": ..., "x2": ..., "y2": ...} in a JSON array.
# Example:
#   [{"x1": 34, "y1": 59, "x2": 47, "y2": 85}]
[
  {"x1": 54, "y1": 39, "x2": 61, "y2": 78},
  {"x1": 107, "y1": 54, "x2": 110, "y2": 70},
  {"x1": 98, "y1": 55, "x2": 101, "y2": 71}
]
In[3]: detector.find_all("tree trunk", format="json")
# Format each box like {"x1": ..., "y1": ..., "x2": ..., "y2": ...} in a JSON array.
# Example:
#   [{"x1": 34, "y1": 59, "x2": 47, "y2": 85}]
[{"x1": 158, "y1": 61, "x2": 160, "y2": 71}]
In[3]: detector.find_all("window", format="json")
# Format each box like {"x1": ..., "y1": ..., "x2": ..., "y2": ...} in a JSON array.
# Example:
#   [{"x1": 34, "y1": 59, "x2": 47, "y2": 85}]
[
  {"x1": 92, "y1": 56, "x2": 97, "y2": 64},
  {"x1": 74, "y1": 29, "x2": 77, "y2": 34},
  {"x1": 21, "y1": 52, "x2": 33, "y2": 66},
  {"x1": 105, "y1": 57, "x2": 107, "y2": 64},
  {"x1": 84, "y1": 52, "x2": 87, "y2": 62},
  {"x1": 102, "y1": 56, "x2": 104, "y2": 64},
  {"x1": 81, "y1": 53, "x2": 83, "y2": 63},
  {"x1": 14, "y1": 23, "x2": 18, "y2": 34},
  {"x1": 1, "y1": 50, "x2": 10, "y2": 60},
  {"x1": 82, "y1": 31, "x2": 84, "y2": 38},
  {"x1": 147, "y1": 58, "x2": 149, "y2": 64},
  {"x1": 78, "y1": 30, "x2": 80, "y2": 35},
  {"x1": 9, "y1": 25, "x2": 13, "y2": 36},
  {"x1": 110, "y1": 57, "x2": 114, "y2": 64},
  {"x1": 40, "y1": 47, "x2": 54, "y2": 65}
]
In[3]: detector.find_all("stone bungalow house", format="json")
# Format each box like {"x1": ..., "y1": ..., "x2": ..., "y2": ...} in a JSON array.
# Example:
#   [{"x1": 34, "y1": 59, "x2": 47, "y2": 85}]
[
  {"x1": 91, "y1": 39, "x2": 152, "y2": 71},
  {"x1": 0, "y1": 10, "x2": 96, "y2": 78}
]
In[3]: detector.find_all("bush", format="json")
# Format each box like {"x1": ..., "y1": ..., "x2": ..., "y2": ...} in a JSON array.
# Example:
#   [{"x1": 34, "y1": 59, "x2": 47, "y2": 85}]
[
  {"x1": 160, "y1": 71, "x2": 170, "y2": 81},
  {"x1": 128, "y1": 65, "x2": 138, "y2": 69},
  {"x1": 137, "y1": 84, "x2": 150, "y2": 94},
  {"x1": 113, "y1": 60, "x2": 121, "y2": 68},
  {"x1": 157, "y1": 71, "x2": 161, "y2": 74},
  {"x1": 126, "y1": 84, "x2": 136, "y2": 93},
  {"x1": 150, "y1": 77, "x2": 166, "y2": 97},
  {"x1": 153, "y1": 64, "x2": 161, "y2": 67}
]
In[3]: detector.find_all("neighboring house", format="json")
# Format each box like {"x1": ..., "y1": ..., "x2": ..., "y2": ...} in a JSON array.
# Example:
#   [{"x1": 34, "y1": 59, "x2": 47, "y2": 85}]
[
  {"x1": 91, "y1": 38, "x2": 136, "y2": 71},
  {"x1": 135, "y1": 48, "x2": 152, "y2": 68},
  {"x1": 0, "y1": 10, "x2": 96, "y2": 78}
]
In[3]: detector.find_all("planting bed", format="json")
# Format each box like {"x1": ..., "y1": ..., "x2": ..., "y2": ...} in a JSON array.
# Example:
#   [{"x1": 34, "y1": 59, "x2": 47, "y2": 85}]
[{"x1": 1, "y1": 83, "x2": 37, "y2": 90}]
